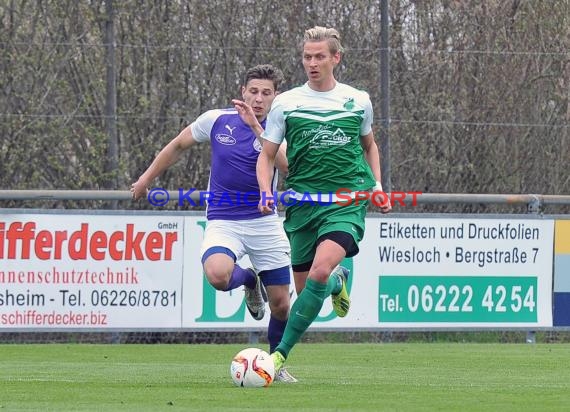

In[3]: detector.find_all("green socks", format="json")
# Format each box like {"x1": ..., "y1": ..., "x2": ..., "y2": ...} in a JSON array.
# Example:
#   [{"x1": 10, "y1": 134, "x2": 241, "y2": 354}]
[{"x1": 276, "y1": 278, "x2": 326, "y2": 358}]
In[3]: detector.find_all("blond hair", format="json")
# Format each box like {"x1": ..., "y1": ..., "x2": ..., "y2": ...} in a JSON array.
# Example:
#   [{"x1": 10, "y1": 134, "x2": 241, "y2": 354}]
[{"x1": 303, "y1": 26, "x2": 344, "y2": 54}]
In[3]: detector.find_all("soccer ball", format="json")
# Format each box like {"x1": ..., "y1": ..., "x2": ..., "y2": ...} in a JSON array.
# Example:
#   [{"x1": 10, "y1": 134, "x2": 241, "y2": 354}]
[{"x1": 230, "y1": 347, "x2": 275, "y2": 387}]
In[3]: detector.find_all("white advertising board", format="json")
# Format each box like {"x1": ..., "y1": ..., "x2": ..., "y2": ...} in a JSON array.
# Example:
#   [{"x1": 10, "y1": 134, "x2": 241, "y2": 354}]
[
  {"x1": 0, "y1": 214, "x2": 184, "y2": 329},
  {"x1": 0, "y1": 214, "x2": 554, "y2": 330}
]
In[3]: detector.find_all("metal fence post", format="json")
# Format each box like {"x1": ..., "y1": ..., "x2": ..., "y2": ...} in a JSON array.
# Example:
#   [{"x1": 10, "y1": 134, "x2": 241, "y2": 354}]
[{"x1": 525, "y1": 195, "x2": 542, "y2": 344}]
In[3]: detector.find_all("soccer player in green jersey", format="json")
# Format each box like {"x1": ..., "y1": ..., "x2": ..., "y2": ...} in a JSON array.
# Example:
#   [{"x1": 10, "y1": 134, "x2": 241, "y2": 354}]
[{"x1": 256, "y1": 26, "x2": 392, "y2": 378}]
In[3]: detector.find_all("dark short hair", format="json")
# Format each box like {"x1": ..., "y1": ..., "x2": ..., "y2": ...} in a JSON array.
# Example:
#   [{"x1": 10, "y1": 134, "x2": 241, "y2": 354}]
[{"x1": 243, "y1": 64, "x2": 284, "y2": 92}]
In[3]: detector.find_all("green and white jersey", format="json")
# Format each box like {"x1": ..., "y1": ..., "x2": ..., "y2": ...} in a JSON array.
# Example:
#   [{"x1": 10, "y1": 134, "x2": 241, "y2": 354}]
[{"x1": 262, "y1": 82, "x2": 376, "y2": 194}]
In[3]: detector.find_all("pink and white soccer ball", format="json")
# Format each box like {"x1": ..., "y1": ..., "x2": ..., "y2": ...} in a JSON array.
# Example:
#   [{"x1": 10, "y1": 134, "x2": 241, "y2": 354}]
[{"x1": 230, "y1": 347, "x2": 275, "y2": 387}]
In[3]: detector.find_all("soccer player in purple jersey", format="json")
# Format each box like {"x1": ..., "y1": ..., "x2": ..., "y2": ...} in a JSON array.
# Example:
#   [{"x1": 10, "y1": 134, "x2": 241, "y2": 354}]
[{"x1": 131, "y1": 65, "x2": 297, "y2": 382}]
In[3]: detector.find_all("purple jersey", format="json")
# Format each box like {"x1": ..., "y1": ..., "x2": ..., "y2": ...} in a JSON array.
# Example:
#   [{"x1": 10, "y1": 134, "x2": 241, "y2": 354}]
[{"x1": 190, "y1": 108, "x2": 278, "y2": 220}]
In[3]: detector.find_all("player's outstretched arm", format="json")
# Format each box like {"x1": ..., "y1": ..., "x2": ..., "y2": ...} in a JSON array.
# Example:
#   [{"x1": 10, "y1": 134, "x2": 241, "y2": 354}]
[{"x1": 131, "y1": 126, "x2": 196, "y2": 200}]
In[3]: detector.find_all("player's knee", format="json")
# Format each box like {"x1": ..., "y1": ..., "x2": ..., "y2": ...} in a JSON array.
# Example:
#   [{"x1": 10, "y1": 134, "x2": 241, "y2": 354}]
[
  {"x1": 207, "y1": 276, "x2": 228, "y2": 291},
  {"x1": 269, "y1": 298, "x2": 290, "y2": 319},
  {"x1": 271, "y1": 306, "x2": 289, "y2": 321},
  {"x1": 267, "y1": 288, "x2": 290, "y2": 319},
  {"x1": 203, "y1": 268, "x2": 230, "y2": 290},
  {"x1": 308, "y1": 263, "x2": 334, "y2": 283}
]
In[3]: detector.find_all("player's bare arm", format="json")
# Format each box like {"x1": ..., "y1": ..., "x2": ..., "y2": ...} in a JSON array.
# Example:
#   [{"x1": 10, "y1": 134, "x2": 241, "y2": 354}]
[
  {"x1": 256, "y1": 140, "x2": 280, "y2": 214},
  {"x1": 360, "y1": 132, "x2": 391, "y2": 213},
  {"x1": 131, "y1": 126, "x2": 196, "y2": 200}
]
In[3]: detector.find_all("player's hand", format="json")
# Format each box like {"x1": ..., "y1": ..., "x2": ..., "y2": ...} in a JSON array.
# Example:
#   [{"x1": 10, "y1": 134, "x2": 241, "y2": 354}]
[
  {"x1": 232, "y1": 99, "x2": 258, "y2": 128},
  {"x1": 130, "y1": 180, "x2": 149, "y2": 201},
  {"x1": 373, "y1": 181, "x2": 392, "y2": 214},
  {"x1": 378, "y1": 197, "x2": 392, "y2": 214},
  {"x1": 258, "y1": 196, "x2": 275, "y2": 215}
]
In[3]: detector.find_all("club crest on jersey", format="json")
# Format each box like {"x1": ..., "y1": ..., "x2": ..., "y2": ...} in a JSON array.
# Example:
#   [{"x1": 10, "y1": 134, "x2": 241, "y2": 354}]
[
  {"x1": 253, "y1": 139, "x2": 262, "y2": 152},
  {"x1": 343, "y1": 97, "x2": 355, "y2": 110},
  {"x1": 215, "y1": 134, "x2": 237, "y2": 145}
]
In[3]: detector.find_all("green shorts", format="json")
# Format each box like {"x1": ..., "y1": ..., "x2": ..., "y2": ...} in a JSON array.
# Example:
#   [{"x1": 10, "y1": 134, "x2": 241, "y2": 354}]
[{"x1": 283, "y1": 201, "x2": 368, "y2": 266}]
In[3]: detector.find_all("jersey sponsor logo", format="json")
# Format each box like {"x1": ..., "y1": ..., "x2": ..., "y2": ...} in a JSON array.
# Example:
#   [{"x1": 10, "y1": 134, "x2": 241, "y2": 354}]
[
  {"x1": 215, "y1": 134, "x2": 237, "y2": 145},
  {"x1": 307, "y1": 125, "x2": 350, "y2": 149}
]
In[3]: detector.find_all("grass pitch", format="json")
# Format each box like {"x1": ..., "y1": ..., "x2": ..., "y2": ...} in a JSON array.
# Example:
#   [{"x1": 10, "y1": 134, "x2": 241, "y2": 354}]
[{"x1": 1, "y1": 343, "x2": 569, "y2": 411}]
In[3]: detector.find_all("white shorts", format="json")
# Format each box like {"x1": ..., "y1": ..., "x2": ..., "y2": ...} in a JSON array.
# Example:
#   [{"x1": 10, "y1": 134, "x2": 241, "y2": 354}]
[{"x1": 200, "y1": 215, "x2": 290, "y2": 272}]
